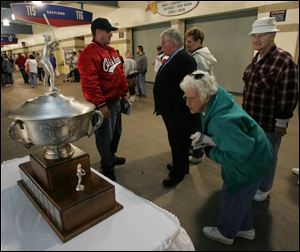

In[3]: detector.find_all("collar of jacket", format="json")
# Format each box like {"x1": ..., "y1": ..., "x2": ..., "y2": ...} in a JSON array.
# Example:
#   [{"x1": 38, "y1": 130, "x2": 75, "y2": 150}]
[{"x1": 253, "y1": 44, "x2": 277, "y2": 63}]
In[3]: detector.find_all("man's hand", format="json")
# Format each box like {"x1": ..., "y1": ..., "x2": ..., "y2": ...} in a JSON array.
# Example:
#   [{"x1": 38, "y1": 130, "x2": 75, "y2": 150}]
[
  {"x1": 98, "y1": 105, "x2": 111, "y2": 118},
  {"x1": 274, "y1": 126, "x2": 287, "y2": 137}
]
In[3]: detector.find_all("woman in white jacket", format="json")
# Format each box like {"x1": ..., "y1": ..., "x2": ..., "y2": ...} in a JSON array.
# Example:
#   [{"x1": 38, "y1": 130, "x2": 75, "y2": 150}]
[
  {"x1": 185, "y1": 27, "x2": 217, "y2": 164},
  {"x1": 185, "y1": 27, "x2": 217, "y2": 75}
]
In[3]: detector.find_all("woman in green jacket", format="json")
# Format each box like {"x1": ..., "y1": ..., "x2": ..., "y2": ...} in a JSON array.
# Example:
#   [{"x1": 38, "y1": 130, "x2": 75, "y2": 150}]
[{"x1": 180, "y1": 70, "x2": 273, "y2": 245}]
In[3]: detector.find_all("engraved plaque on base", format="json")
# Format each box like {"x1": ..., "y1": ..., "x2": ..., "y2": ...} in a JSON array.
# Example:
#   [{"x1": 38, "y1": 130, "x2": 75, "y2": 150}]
[{"x1": 17, "y1": 145, "x2": 123, "y2": 242}]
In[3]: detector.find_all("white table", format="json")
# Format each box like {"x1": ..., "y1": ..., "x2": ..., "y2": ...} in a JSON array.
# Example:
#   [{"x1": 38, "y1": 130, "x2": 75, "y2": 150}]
[{"x1": 1, "y1": 156, "x2": 195, "y2": 251}]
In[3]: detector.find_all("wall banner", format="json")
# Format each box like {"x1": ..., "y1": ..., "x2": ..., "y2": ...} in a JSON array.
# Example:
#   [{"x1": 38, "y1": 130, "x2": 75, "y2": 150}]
[
  {"x1": 1, "y1": 34, "x2": 18, "y2": 46},
  {"x1": 10, "y1": 3, "x2": 93, "y2": 27}
]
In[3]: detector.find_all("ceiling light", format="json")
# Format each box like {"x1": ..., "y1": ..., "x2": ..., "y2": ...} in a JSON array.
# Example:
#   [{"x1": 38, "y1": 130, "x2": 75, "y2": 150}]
[
  {"x1": 3, "y1": 19, "x2": 10, "y2": 26},
  {"x1": 32, "y1": 1, "x2": 44, "y2": 6}
]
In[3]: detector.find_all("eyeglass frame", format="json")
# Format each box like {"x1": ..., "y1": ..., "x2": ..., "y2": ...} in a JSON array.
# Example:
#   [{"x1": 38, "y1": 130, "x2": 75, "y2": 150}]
[
  {"x1": 250, "y1": 32, "x2": 273, "y2": 39},
  {"x1": 182, "y1": 94, "x2": 201, "y2": 103}
]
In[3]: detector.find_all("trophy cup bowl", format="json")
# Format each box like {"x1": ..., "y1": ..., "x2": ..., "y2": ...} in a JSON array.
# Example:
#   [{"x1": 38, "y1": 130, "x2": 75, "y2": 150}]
[{"x1": 8, "y1": 91, "x2": 103, "y2": 159}]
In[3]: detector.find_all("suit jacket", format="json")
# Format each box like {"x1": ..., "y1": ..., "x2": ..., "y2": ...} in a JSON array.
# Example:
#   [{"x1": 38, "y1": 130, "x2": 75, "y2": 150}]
[{"x1": 153, "y1": 49, "x2": 196, "y2": 115}]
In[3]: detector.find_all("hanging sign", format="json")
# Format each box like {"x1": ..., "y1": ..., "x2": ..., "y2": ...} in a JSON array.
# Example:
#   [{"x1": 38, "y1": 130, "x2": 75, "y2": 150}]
[
  {"x1": 1, "y1": 34, "x2": 18, "y2": 46},
  {"x1": 10, "y1": 3, "x2": 93, "y2": 27},
  {"x1": 270, "y1": 10, "x2": 287, "y2": 22},
  {"x1": 146, "y1": 1, "x2": 199, "y2": 16}
]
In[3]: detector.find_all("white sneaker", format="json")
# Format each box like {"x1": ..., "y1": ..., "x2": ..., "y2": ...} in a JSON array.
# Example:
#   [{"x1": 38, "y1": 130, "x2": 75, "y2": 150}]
[
  {"x1": 253, "y1": 189, "x2": 270, "y2": 202},
  {"x1": 129, "y1": 96, "x2": 135, "y2": 102},
  {"x1": 236, "y1": 229, "x2": 255, "y2": 240},
  {"x1": 202, "y1": 226, "x2": 234, "y2": 245},
  {"x1": 189, "y1": 155, "x2": 204, "y2": 164}
]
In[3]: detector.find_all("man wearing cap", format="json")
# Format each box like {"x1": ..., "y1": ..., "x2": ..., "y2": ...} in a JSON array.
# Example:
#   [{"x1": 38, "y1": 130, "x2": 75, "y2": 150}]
[
  {"x1": 242, "y1": 17, "x2": 298, "y2": 201},
  {"x1": 78, "y1": 18, "x2": 128, "y2": 181}
]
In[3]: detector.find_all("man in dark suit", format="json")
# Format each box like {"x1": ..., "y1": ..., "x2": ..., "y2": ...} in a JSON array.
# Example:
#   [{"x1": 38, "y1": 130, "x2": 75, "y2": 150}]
[{"x1": 153, "y1": 28, "x2": 197, "y2": 188}]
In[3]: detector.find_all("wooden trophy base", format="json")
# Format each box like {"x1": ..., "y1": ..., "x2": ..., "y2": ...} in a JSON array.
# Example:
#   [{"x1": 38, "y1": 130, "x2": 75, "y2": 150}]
[{"x1": 17, "y1": 146, "x2": 123, "y2": 243}]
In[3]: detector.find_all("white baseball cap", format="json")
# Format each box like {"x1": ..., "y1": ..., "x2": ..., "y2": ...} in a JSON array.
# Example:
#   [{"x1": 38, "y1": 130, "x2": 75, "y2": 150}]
[{"x1": 249, "y1": 17, "x2": 279, "y2": 34}]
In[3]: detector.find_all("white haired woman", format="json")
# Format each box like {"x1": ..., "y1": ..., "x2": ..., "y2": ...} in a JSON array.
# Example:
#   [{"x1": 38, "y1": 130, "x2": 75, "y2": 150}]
[{"x1": 180, "y1": 70, "x2": 273, "y2": 245}]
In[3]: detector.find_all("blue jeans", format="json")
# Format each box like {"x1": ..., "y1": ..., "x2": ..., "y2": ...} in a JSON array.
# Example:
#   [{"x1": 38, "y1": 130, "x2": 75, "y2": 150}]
[
  {"x1": 218, "y1": 178, "x2": 262, "y2": 238},
  {"x1": 258, "y1": 131, "x2": 281, "y2": 192},
  {"x1": 93, "y1": 99, "x2": 122, "y2": 166},
  {"x1": 29, "y1": 72, "x2": 37, "y2": 87},
  {"x1": 137, "y1": 72, "x2": 146, "y2": 96}
]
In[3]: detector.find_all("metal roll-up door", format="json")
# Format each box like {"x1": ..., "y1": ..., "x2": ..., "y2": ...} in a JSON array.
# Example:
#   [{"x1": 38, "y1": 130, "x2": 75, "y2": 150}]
[
  {"x1": 186, "y1": 10, "x2": 257, "y2": 93},
  {"x1": 133, "y1": 22, "x2": 170, "y2": 83}
]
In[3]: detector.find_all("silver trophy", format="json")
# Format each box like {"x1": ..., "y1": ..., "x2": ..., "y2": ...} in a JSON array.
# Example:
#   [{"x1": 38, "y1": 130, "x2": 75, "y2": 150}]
[
  {"x1": 76, "y1": 164, "x2": 86, "y2": 191},
  {"x1": 41, "y1": 14, "x2": 59, "y2": 92}
]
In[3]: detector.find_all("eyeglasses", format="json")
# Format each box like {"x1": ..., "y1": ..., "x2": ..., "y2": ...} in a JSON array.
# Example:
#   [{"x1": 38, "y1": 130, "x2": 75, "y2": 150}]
[
  {"x1": 191, "y1": 73, "x2": 205, "y2": 80},
  {"x1": 251, "y1": 33, "x2": 271, "y2": 39},
  {"x1": 183, "y1": 95, "x2": 200, "y2": 103}
]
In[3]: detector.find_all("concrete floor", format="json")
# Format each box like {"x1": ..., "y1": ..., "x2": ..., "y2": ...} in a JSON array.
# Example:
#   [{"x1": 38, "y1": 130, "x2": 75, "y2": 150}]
[{"x1": 1, "y1": 72, "x2": 299, "y2": 251}]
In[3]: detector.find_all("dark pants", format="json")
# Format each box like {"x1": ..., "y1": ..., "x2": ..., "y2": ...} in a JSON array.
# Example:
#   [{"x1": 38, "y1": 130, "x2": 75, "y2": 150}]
[
  {"x1": 127, "y1": 73, "x2": 137, "y2": 96},
  {"x1": 3, "y1": 72, "x2": 13, "y2": 84},
  {"x1": 73, "y1": 68, "x2": 80, "y2": 82},
  {"x1": 162, "y1": 108, "x2": 195, "y2": 179},
  {"x1": 20, "y1": 68, "x2": 28, "y2": 83},
  {"x1": 37, "y1": 67, "x2": 45, "y2": 81}
]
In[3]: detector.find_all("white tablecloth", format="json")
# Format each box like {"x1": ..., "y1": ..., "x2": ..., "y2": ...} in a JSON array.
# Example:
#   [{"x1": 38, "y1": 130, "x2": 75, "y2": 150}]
[{"x1": 1, "y1": 156, "x2": 195, "y2": 251}]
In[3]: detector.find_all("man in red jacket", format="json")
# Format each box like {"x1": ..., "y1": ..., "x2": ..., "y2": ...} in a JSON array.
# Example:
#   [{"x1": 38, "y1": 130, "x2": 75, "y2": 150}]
[
  {"x1": 15, "y1": 53, "x2": 29, "y2": 84},
  {"x1": 78, "y1": 18, "x2": 128, "y2": 181}
]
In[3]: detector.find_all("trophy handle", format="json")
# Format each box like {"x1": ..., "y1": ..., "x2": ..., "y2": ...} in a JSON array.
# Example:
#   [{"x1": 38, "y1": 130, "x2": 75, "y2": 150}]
[
  {"x1": 8, "y1": 120, "x2": 34, "y2": 148},
  {"x1": 87, "y1": 110, "x2": 103, "y2": 137}
]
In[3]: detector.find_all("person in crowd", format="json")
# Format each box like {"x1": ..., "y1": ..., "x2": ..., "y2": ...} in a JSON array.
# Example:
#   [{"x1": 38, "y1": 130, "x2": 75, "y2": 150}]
[
  {"x1": 49, "y1": 53, "x2": 57, "y2": 73},
  {"x1": 15, "y1": 53, "x2": 29, "y2": 84},
  {"x1": 71, "y1": 51, "x2": 80, "y2": 82},
  {"x1": 180, "y1": 70, "x2": 273, "y2": 245},
  {"x1": 1, "y1": 55, "x2": 4, "y2": 85},
  {"x1": 116, "y1": 49, "x2": 124, "y2": 69},
  {"x1": 242, "y1": 17, "x2": 298, "y2": 202},
  {"x1": 25, "y1": 54, "x2": 38, "y2": 88},
  {"x1": 154, "y1": 45, "x2": 168, "y2": 73},
  {"x1": 35, "y1": 52, "x2": 45, "y2": 82},
  {"x1": 78, "y1": 17, "x2": 128, "y2": 181},
  {"x1": 123, "y1": 50, "x2": 137, "y2": 102},
  {"x1": 8, "y1": 55, "x2": 15, "y2": 71},
  {"x1": 185, "y1": 27, "x2": 218, "y2": 165},
  {"x1": 135, "y1": 45, "x2": 148, "y2": 97},
  {"x1": 153, "y1": 28, "x2": 197, "y2": 188},
  {"x1": 41, "y1": 34, "x2": 59, "y2": 90},
  {"x1": 1, "y1": 54, "x2": 13, "y2": 86}
]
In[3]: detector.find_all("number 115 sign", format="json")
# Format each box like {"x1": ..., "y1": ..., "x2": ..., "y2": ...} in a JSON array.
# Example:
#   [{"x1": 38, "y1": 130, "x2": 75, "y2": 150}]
[{"x1": 10, "y1": 3, "x2": 93, "y2": 27}]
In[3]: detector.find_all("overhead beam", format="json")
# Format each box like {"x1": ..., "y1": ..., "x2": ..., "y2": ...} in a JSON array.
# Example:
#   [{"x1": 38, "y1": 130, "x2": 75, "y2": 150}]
[
  {"x1": 71, "y1": 1, "x2": 119, "y2": 8},
  {"x1": 1, "y1": 23, "x2": 33, "y2": 34}
]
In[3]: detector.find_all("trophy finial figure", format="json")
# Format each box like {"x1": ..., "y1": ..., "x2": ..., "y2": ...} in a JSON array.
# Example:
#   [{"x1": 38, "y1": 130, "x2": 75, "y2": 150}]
[
  {"x1": 41, "y1": 14, "x2": 60, "y2": 93},
  {"x1": 76, "y1": 163, "x2": 86, "y2": 191}
]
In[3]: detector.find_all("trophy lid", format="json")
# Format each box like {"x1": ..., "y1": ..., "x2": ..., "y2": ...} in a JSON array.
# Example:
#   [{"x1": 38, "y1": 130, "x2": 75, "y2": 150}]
[{"x1": 8, "y1": 91, "x2": 95, "y2": 120}]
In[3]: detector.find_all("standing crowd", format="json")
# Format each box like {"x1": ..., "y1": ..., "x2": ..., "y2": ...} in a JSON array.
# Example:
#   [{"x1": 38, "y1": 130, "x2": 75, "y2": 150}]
[{"x1": 77, "y1": 16, "x2": 298, "y2": 246}]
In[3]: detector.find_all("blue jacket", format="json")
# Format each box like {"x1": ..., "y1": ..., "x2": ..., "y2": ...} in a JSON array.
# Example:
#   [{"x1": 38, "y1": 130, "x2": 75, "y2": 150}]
[{"x1": 202, "y1": 86, "x2": 273, "y2": 194}]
